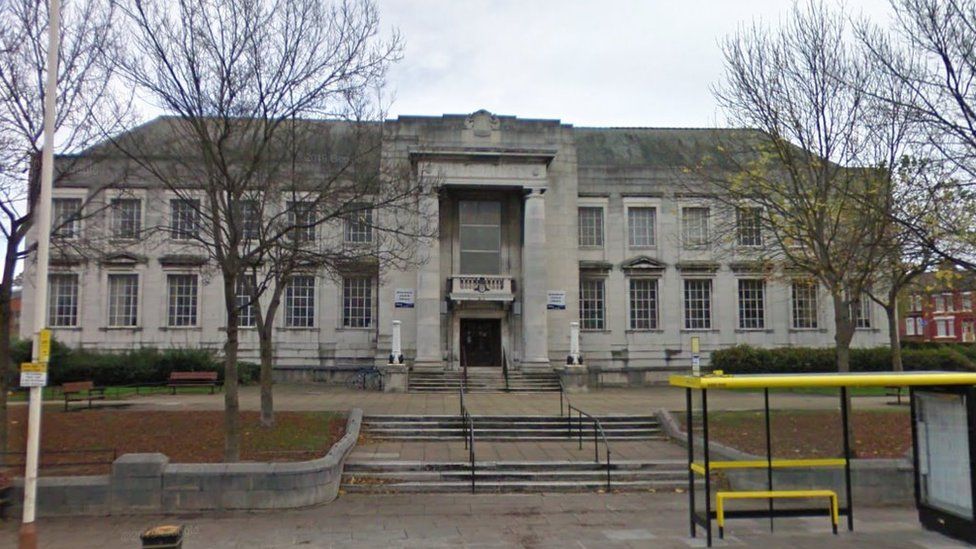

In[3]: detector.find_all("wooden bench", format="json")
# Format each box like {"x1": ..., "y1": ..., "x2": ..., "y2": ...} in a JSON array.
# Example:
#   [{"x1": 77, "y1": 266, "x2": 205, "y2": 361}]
[
  {"x1": 62, "y1": 381, "x2": 106, "y2": 411},
  {"x1": 886, "y1": 386, "x2": 905, "y2": 405},
  {"x1": 168, "y1": 371, "x2": 220, "y2": 394},
  {"x1": 716, "y1": 489, "x2": 839, "y2": 538}
]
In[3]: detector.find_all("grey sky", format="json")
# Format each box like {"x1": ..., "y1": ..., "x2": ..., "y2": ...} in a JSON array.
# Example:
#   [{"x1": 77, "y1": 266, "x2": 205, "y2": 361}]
[{"x1": 380, "y1": 0, "x2": 893, "y2": 127}]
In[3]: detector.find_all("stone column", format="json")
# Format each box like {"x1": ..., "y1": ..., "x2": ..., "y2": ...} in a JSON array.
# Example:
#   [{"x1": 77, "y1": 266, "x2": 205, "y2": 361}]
[
  {"x1": 521, "y1": 188, "x2": 550, "y2": 369},
  {"x1": 414, "y1": 193, "x2": 442, "y2": 369}
]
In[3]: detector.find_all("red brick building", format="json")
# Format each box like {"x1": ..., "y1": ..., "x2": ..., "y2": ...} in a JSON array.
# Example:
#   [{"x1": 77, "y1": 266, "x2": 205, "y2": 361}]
[{"x1": 901, "y1": 272, "x2": 976, "y2": 343}]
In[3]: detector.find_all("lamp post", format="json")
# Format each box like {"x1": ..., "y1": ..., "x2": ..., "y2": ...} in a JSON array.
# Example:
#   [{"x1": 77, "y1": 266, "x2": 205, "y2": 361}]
[{"x1": 20, "y1": 0, "x2": 61, "y2": 546}]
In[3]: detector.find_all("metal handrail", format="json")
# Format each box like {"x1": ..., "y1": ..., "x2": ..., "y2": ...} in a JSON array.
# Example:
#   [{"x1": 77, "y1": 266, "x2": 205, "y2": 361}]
[
  {"x1": 502, "y1": 347, "x2": 510, "y2": 392},
  {"x1": 459, "y1": 384, "x2": 476, "y2": 493},
  {"x1": 559, "y1": 378, "x2": 612, "y2": 491}
]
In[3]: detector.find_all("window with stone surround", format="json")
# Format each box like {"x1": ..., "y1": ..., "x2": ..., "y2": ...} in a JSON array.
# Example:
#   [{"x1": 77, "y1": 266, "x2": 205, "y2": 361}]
[
  {"x1": 111, "y1": 199, "x2": 141, "y2": 239},
  {"x1": 853, "y1": 296, "x2": 872, "y2": 329},
  {"x1": 287, "y1": 201, "x2": 316, "y2": 243},
  {"x1": 578, "y1": 207, "x2": 604, "y2": 247},
  {"x1": 627, "y1": 207, "x2": 656, "y2": 248},
  {"x1": 166, "y1": 274, "x2": 198, "y2": 327},
  {"x1": 236, "y1": 275, "x2": 256, "y2": 328},
  {"x1": 234, "y1": 200, "x2": 261, "y2": 240},
  {"x1": 342, "y1": 276, "x2": 373, "y2": 328},
  {"x1": 629, "y1": 278, "x2": 658, "y2": 330},
  {"x1": 48, "y1": 273, "x2": 79, "y2": 327},
  {"x1": 736, "y1": 207, "x2": 763, "y2": 246},
  {"x1": 170, "y1": 199, "x2": 200, "y2": 240},
  {"x1": 737, "y1": 279, "x2": 765, "y2": 330},
  {"x1": 579, "y1": 278, "x2": 605, "y2": 330},
  {"x1": 285, "y1": 275, "x2": 315, "y2": 327},
  {"x1": 681, "y1": 207, "x2": 709, "y2": 248},
  {"x1": 52, "y1": 198, "x2": 82, "y2": 239},
  {"x1": 344, "y1": 203, "x2": 373, "y2": 244},
  {"x1": 459, "y1": 200, "x2": 501, "y2": 274},
  {"x1": 683, "y1": 279, "x2": 712, "y2": 330},
  {"x1": 107, "y1": 273, "x2": 139, "y2": 327},
  {"x1": 791, "y1": 279, "x2": 818, "y2": 329}
]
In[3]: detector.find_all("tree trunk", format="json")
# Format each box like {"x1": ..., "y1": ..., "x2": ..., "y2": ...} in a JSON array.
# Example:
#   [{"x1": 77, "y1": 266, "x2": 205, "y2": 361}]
[
  {"x1": 886, "y1": 303, "x2": 903, "y2": 372},
  {"x1": 259, "y1": 324, "x2": 274, "y2": 428},
  {"x1": 222, "y1": 271, "x2": 241, "y2": 462},
  {"x1": 0, "y1": 228, "x2": 19, "y2": 462},
  {"x1": 832, "y1": 291, "x2": 857, "y2": 456}
]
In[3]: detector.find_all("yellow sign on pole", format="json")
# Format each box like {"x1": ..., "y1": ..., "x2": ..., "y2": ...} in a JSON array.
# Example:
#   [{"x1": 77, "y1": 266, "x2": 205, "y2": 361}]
[
  {"x1": 20, "y1": 361, "x2": 48, "y2": 387},
  {"x1": 38, "y1": 328, "x2": 51, "y2": 363},
  {"x1": 690, "y1": 336, "x2": 700, "y2": 355}
]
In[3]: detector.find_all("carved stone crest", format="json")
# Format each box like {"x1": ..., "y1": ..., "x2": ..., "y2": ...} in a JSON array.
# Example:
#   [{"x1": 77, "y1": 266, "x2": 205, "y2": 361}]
[{"x1": 465, "y1": 109, "x2": 500, "y2": 138}]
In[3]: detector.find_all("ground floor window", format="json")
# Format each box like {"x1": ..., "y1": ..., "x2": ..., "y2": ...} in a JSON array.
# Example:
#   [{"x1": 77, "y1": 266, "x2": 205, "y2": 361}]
[
  {"x1": 737, "y1": 279, "x2": 765, "y2": 330},
  {"x1": 108, "y1": 273, "x2": 139, "y2": 327},
  {"x1": 628, "y1": 278, "x2": 658, "y2": 330},
  {"x1": 683, "y1": 279, "x2": 712, "y2": 330},
  {"x1": 852, "y1": 294, "x2": 872, "y2": 329},
  {"x1": 166, "y1": 274, "x2": 198, "y2": 327},
  {"x1": 236, "y1": 275, "x2": 256, "y2": 328},
  {"x1": 935, "y1": 317, "x2": 955, "y2": 338},
  {"x1": 48, "y1": 273, "x2": 79, "y2": 327},
  {"x1": 343, "y1": 276, "x2": 373, "y2": 328},
  {"x1": 285, "y1": 275, "x2": 315, "y2": 327},
  {"x1": 906, "y1": 316, "x2": 923, "y2": 336},
  {"x1": 791, "y1": 280, "x2": 818, "y2": 329},
  {"x1": 579, "y1": 278, "x2": 605, "y2": 330}
]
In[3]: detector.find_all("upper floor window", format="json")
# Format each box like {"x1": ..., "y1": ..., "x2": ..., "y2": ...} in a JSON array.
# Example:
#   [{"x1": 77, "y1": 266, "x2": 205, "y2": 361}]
[
  {"x1": 737, "y1": 279, "x2": 765, "y2": 330},
  {"x1": 791, "y1": 279, "x2": 819, "y2": 329},
  {"x1": 170, "y1": 199, "x2": 200, "y2": 240},
  {"x1": 52, "y1": 198, "x2": 82, "y2": 239},
  {"x1": 628, "y1": 278, "x2": 658, "y2": 330},
  {"x1": 111, "y1": 199, "x2": 142, "y2": 239},
  {"x1": 236, "y1": 275, "x2": 256, "y2": 328},
  {"x1": 578, "y1": 207, "x2": 604, "y2": 247},
  {"x1": 681, "y1": 207, "x2": 709, "y2": 249},
  {"x1": 287, "y1": 201, "x2": 316, "y2": 243},
  {"x1": 107, "y1": 273, "x2": 139, "y2": 327},
  {"x1": 234, "y1": 200, "x2": 261, "y2": 241},
  {"x1": 964, "y1": 293, "x2": 973, "y2": 311},
  {"x1": 48, "y1": 273, "x2": 79, "y2": 327},
  {"x1": 627, "y1": 207, "x2": 656, "y2": 248},
  {"x1": 344, "y1": 204, "x2": 373, "y2": 244},
  {"x1": 736, "y1": 207, "x2": 762, "y2": 247},
  {"x1": 579, "y1": 278, "x2": 605, "y2": 330},
  {"x1": 342, "y1": 276, "x2": 373, "y2": 328},
  {"x1": 934, "y1": 294, "x2": 949, "y2": 312},
  {"x1": 285, "y1": 275, "x2": 315, "y2": 327},
  {"x1": 459, "y1": 200, "x2": 501, "y2": 274},
  {"x1": 910, "y1": 294, "x2": 923, "y2": 312},
  {"x1": 167, "y1": 274, "x2": 198, "y2": 327},
  {"x1": 683, "y1": 279, "x2": 712, "y2": 330}
]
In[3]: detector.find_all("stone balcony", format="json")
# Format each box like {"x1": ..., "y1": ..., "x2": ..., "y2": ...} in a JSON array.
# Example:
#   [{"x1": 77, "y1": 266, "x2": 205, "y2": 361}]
[{"x1": 449, "y1": 274, "x2": 515, "y2": 302}]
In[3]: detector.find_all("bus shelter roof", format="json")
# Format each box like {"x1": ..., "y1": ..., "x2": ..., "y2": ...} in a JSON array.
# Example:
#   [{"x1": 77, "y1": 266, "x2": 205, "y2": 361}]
[{"x1": 669, "y1": 371, "x2": 976, "y2": 390}]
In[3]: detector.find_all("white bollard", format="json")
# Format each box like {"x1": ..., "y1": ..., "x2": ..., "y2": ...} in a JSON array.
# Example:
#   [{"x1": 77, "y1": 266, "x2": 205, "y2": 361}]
[
  {"x1": 390, "y1": 320, "x2": 403, "y2": 364},
  {"x1": 568, "y1": 321, "x2": 582, "y2": 365}
]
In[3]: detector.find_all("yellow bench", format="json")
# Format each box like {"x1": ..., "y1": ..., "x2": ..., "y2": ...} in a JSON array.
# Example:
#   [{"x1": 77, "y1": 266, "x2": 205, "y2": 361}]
[{"x1": 716, "y1": 489, "x2": 839, "y2": 538}]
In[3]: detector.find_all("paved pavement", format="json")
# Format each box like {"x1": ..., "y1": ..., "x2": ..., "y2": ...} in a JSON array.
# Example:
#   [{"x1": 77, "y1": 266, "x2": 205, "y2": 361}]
[
  {"x1": 349, "y1": 439, "x2": 688, "y2": 463},
  {"x1": 78, "y1": 384, "x2": 897, "y2": 415},
  {"x1": 0, "y1": 492, "x2": 965, "y2": 548}
]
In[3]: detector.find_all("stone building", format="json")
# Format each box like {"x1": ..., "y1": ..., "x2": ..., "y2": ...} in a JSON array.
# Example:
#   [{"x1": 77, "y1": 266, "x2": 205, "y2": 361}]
[{"x1": 19, "y1": 110, "x2": 889, "y2": 387}]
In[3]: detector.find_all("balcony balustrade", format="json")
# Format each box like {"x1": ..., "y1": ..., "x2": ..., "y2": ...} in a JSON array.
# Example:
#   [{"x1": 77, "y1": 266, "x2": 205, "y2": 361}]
[{"x1": 449, "y1": 274, "x2": 515, "y2": 302}]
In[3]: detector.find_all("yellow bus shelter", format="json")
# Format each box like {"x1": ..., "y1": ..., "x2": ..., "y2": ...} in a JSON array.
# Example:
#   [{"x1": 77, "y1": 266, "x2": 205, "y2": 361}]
[{"x1": 670, "y1": 371, "x2": 976, "y2": 547}]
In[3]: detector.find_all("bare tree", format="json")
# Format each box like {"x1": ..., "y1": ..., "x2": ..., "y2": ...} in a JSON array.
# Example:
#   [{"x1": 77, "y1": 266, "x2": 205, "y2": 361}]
[
  {"x1": 711, "y1": 1, "x2": 913, "y2": 374},
  {"x1": 111, "y1": 0, "x2": 401, "y2": 460},
  {"x1": 0, "y1": 0, "x2": 123, "y2": 457}
]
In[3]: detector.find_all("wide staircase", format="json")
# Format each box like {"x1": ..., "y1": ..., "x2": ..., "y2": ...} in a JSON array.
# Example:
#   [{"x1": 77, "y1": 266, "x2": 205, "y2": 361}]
[
  {"x1": 342, "y1": 414, "x2": 689, "y2": 493},
  {"x1": 408, "y1": 369, "x2": 561, "y2": 393}
]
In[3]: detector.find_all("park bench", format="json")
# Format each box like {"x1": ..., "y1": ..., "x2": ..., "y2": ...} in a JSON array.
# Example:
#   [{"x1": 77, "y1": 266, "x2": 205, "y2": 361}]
[
  {"x1": 886, "y1": 386, "x2": 905, "y2": 405},
  {"x1": 167, "y1": 371, "x2": 220, "y2": 394},
  {"x1": 716, "y1": 489, "x2": 839, "y2": 539},
  {"x1": 62, "y1": 381, "x2": 106, "y2": 412}
]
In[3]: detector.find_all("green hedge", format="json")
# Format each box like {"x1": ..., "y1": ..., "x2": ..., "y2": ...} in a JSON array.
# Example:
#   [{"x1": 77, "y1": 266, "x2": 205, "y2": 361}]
[
  {"x1": 711, "y1": 345, "x2": 976, "y2": 374},
  {"x1": 9, "y1": 339, "x2": 259, "y2": 387}
]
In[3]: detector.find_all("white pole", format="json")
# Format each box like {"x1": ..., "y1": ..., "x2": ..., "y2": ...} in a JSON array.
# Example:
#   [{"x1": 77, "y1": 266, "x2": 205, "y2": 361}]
[
  {"x1": 569, "y1": 321, "x2": 580, "y2": 365},
  {"x1": 390, "y1": 320, "x2": 402, "y2": 364},
  {"x1": 20, "y1": 0, "x2": 60, "y2": 546}
]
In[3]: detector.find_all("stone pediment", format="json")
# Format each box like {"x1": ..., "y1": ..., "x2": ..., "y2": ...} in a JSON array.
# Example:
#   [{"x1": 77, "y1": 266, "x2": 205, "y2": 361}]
[
  {"x1": 620, "y1": 256, "x2": 667, "y2": 272},
  {"x1": 101, "y1": 252, "x2": 146, "y2": 266}
]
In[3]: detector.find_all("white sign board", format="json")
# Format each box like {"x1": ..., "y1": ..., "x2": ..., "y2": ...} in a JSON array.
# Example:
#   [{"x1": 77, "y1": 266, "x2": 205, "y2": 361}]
[
  {"x1": 547, "y1": 291, "x2": 566, "y2": 310},
  {"x1": 394, "y1": 288, "x2": 415, "y2": 308},
  {"x1": 20, "y1": 362, "x2": 47, "y2": 387}
]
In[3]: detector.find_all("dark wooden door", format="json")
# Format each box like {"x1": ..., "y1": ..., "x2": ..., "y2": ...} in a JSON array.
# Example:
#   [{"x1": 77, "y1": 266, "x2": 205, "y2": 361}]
[{"x1": 460, "y1": 319, "x2": 501, "y2": 367}]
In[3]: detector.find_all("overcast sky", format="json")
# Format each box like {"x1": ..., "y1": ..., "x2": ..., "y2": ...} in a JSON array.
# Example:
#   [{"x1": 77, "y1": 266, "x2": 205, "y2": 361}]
[{"x1": 379, "y1": 0, "x2": 893, "y2": 128}]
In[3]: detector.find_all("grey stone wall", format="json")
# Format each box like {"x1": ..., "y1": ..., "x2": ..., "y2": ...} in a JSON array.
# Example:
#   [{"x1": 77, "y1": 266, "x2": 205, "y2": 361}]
[{"x1": 10, "y1": 408, "x2": 362, "y2": 517}]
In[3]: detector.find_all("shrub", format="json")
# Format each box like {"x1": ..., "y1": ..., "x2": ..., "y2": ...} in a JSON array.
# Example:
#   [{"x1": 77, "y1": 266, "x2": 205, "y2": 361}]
[{"x1": 711, "y1": 345, "x2": 976, "y2": 374}]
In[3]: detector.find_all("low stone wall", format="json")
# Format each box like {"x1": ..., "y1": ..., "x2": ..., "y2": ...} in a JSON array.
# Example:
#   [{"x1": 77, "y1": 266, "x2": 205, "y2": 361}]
[
  {"x1": 10, "y1": 408, "x2": 362, "y2": 517},
  {"x1": 655, "y1": 409, "x2": 914, "y2": 505}
]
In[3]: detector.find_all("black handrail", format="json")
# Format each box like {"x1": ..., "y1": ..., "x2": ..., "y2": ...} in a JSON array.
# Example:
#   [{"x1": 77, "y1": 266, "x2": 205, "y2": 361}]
[
  {"x1": 502, "y1": 347, "x2": 510, "y2": 392},
  {"x1": 558, "y1": 378, "x2": 612, "y2": 491},
  {"x1": 459, "y1": 385, "x2": 476, "y2": 493}
]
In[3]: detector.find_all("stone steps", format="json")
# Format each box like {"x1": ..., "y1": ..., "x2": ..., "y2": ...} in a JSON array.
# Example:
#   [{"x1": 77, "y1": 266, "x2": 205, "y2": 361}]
[
  {"x1": 408, "y1": 370, "x2": 561, "y2": 393},
  {"x1": 362, "y1": 415, "x2": 666, "y2": 441}
]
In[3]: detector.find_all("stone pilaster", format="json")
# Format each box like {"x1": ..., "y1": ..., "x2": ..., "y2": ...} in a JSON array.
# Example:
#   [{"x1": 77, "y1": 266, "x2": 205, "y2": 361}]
[
  {"x1": 521, "y1": 188, "x2": 550, "y2": 369},
  {"x1": 414, "y1": 193, "x2": 442, "y2": 369}
]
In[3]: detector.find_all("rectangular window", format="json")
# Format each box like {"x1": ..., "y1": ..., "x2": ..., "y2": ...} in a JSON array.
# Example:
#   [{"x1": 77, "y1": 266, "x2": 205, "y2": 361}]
[
  {"x1": 682, "y1": 207, "x2": 709, "y2": 248},
  {"x1": 344, "y1": 204, "x2": 373, "y2": 243},
  {"x1": 684, "y1": 279, "x2": 712, "y2": 330},
  {"x1": 166, "y1": 274, "x2": 198, "y2": 327},
  {"x1": 936, "y1": 318, "x2": 955, "y2": 338},
  {"x1": 911, "y1": 294, "x2": 923, "y2": 312},
  {"x1": 52, "y1": 198, "x2": 82, "y2": 239},
  {"x1": 627, "y1": 207, "x2": 656, "y2": 247},
  {"x1": 110, "y1": 199, "x2": 141, "y2": 239},
  {"x1": 235, "y1": 200, "x2": 260, "y2": 240},
  {"x1": 236, "y1": 275, "x2": 256, "y2": 328},
  {"x1": 578, "y1": 207, "x2": 604, "y2": 247},
  {"x1": 629, "y1": 278, "x2": 658, "y2": 330},
  {"x1": 964, "y1": 293, "x2": 973, "y2": 311},
  {"x1": 579, "y1": 278, "x2": 605, "y2": 330},
  {"x1": 736, "y1": 207, "x2": 763, "y2": 246},
  {"x1": 854, "y1": 297, "x2": 872, "y2": 329},
  {"x1": 916, "y1": 317, "x2": 925, "y2": 337},
  {"x1": 342, "y1": 276, "x2": 373, "y2": 328},
  {"x1": 287, "y1": 201, "x2": 316, "y2": 243},
  {"x1": 170, "y1": 199, "x2": 200, "y2": 240},
  {"x1": 459, "y1": 200, "x2": 501, "y2": 274},
  {"x1": 107, "y1": 274, "x2": 139, "y2": 327},
  {"x1": 48, "y1": 273, "x2": 79, "y2": 327},
  {"x1": 791, "y1": 280, "x2": 819, "y2": 329},
  {"x1": 906, "y1": 317, "x2": 917, "y2": 336},
  {"x1": 737, "y1": 279, "x2": 765, "y2": 330},
  {"x1": 285, "y1": 275, "x2": 315, "y2": 327}
]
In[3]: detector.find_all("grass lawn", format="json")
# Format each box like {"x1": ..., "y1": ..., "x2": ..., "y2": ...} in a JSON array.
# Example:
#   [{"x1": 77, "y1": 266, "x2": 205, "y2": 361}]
[
  {"x1": 681, "y1": 408, "x2": 911, "y2": 459},
  {"x1": 3, "y1": 408, "x2": 346, "y2": 475}
]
